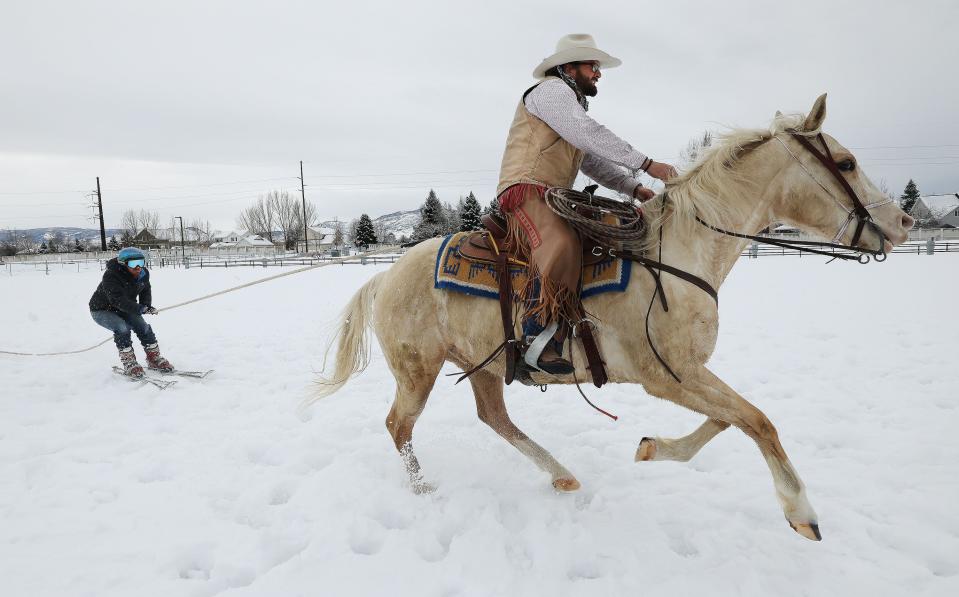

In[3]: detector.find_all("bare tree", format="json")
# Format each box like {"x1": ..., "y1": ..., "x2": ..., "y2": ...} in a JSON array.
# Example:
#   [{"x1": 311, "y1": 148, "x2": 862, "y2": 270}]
[
  {"x1": 47, "y1": 231, "x2": 66, "y2": 253},
  {"x1": 348, "y1": 218, "x2": 360, "y2": 244},
  {"x1": 189, "y1": 219, "x2": 213, "y2": 244},
  {"x1": 139, "y1": 210, "x2": 161, "y2": 232},
  {"x1": 267, "y1": 190, "x2": 318, "y2": 250},
  {"x1": 679, "y1": 131, "x2": 713, "y2": 166},
  {"x1": 373, "y1": 220, "x2": 388, "y2": 245},
  {"x1": 333, "y1": 220, "x2": 345, "y2": 246},
  {"x1": 237, "y1": 197, "x2": 276, "y2": 241},
  {"x1": 120, "y1": 209, "x2": 161, "y2": 238},
  {"x1": 121, "y1": 210, "x2": 139, "y2": 237}
]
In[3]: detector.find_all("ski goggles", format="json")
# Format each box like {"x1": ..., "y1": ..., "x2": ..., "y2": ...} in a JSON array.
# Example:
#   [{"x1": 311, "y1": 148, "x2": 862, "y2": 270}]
[{"x1": 125, "y1": 258, "x2": 145, "y2": 268}]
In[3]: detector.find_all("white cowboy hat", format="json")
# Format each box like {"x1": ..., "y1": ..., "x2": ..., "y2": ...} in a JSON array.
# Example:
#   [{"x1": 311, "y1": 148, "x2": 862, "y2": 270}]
[{"x1": 532, "y1": 34, "x2": 622, "y2": 79}]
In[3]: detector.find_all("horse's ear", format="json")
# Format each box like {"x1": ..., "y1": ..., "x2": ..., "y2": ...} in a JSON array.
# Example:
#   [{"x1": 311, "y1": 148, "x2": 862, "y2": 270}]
[
  {"x1": 802, "y1": 93, "x2": 827, "y2": 132},
  {"x1": 775, "y1": 110, "x2": 784, "y2": 118}
]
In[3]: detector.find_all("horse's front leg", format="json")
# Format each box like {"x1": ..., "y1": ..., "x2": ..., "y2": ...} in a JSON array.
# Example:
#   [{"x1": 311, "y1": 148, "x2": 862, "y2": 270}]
[
  {"x1": 635, "y1": 418, "x2": 730, "y2": 462},
  {"x1": 647, "y1": 366, "x2": 821, "y2": 541}
]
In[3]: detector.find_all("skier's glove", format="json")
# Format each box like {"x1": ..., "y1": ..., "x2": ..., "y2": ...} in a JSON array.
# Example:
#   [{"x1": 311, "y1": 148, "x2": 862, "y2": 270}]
[{"x1": 141, "y1": 306, "x2": 158, "y2": 315}]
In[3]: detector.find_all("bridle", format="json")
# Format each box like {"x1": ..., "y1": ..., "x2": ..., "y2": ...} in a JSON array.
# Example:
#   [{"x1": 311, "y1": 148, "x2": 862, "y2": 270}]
[
  {"x1": 696, "y1": 132, "x2": 892, "y2": 264},
  {"x1": 606, "y1": 131, "x2": 895, "y2": 382},
  {"x1": 785, "y1": 132, "x2": 893, "y2": 249}
]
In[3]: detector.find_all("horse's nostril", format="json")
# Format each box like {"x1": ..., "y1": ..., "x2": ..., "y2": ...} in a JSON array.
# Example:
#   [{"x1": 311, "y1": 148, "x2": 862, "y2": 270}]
[{"x1": 902, "y1": 214, "x2": 915, "y2": 230}]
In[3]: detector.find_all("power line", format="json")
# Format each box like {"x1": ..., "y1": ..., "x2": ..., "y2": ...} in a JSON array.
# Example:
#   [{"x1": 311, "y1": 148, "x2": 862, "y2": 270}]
[
  {"x1": 108, "y1": 176, "x2": 297, "y2": 192},
  {"x1": 0, "y1": 169, "x2": 499, "y2": 196},
  {"x1": 850, "y1": 143, "x2": 959, "y2": 150}
]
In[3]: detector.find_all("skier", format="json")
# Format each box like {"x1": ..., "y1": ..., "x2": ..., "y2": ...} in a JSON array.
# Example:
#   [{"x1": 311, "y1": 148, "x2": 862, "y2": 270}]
[{"x1": 89, "y1": 247, "x2": 174, "y2": 378}]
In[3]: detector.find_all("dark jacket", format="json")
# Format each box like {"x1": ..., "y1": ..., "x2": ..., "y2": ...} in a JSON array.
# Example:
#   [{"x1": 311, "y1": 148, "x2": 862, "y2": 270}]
[{"x1": 89, "y1": 258, "x2": 153, "y2": 315}]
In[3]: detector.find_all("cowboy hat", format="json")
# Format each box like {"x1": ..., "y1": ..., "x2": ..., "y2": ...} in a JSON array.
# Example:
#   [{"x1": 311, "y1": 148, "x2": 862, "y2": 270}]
[{"x1": 532, "y1": 34, "x2": 622, "y2": 79}]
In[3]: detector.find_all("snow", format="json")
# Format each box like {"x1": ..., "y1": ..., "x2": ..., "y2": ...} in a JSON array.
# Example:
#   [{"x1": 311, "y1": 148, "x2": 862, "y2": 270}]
[{"x1": 1, "y1": 253, "x2": 957, "y2": 596}]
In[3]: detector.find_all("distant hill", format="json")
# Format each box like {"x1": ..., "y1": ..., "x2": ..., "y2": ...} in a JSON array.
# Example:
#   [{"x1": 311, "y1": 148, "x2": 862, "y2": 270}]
[
  {"x1": 10, "y1": 209, "x2": 423, "y2": 246},
  {"x1": 316, "y1": 208, "x2": 421, "y2": 241},
  {"x1": 15, "y1": 227, "x2": 125, "y2": 245}
]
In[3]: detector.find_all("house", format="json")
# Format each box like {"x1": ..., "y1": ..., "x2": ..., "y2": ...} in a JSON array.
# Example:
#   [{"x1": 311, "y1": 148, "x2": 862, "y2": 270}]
[
  {"x1": 209, "y1": 231, "x2": 243, "y2": 248},
  {"x1": 131, "y1": 228, "x2": 171, "y2": 249},
  {"x1": 132, "y1": 226, "x2": 213, "y2": 248},
  {"x1": 208, "y1": 232, "x2": 277, "y2": 253},
  {"x1": 235, "y1": 234, "x2": 277, "y2": 250},
  {"x1": 296, "y1": 227, "x2": 336, "y2": 253},
  {"x1": 910, "y1": 194, "x2": 959, "y2": 227}
]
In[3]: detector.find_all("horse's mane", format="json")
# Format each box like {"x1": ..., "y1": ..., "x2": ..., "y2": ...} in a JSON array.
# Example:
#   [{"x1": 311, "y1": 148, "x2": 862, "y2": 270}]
[{"x1": 638, "y1": 112, "x2": 813, "y2": 254}]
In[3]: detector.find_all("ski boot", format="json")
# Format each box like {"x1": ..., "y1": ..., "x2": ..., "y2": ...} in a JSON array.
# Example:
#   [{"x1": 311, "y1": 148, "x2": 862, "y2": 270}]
[
  {"x1": 118, "y1": 347, "x2": 145, "y2": 378},
  {"x1": 144, "y1": 342, "x2": 174, "y2": 373}
]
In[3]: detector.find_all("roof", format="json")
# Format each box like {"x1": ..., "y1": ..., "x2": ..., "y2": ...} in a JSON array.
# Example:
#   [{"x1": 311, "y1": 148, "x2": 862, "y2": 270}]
[
  {"x1": 916, "y1": 194, "x2": 959, "y2": 216},
  {"x1": 236, "y1": 234, "x2": 275, "y2": 247}
]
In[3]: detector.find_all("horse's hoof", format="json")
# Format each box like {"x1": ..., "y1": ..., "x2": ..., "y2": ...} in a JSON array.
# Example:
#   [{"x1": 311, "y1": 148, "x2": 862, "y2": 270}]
[
  {"x1": 552, "y1": 477, "x2": 581, "y2": 492},
  {"x1": 635, "y1": 437, "x2": 657, "y2": 461},
  {"x1": 789, "y1": 521, "x2": 822, "y2": 541}
]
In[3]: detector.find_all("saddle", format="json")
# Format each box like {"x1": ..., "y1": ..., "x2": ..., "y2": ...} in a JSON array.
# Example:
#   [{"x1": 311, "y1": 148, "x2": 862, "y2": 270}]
[
  {"x1": 459, "y1": 213, "x2": 611, "y2": 268},
  {"x1": 456, "y1": 212, "x2": 608, "y2": 388}
]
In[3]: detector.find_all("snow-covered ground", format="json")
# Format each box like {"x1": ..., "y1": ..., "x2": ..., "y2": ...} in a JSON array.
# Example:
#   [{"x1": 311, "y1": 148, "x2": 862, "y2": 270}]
[{"x1": 1, "y1": 253, "x2": 957, "y2": 597}]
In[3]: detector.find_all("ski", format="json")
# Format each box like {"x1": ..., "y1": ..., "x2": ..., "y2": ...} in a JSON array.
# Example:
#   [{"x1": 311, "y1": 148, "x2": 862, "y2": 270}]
[
  {"x1": 112, "y1": 366, "x2": 177, "y2": 390},
  {"x1": 150, "y1": 368, "x2": 214, "y2": 379}
]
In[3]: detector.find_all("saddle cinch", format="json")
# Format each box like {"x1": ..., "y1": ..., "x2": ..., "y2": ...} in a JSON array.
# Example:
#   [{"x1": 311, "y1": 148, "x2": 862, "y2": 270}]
[{"x1": 456, "y1": 212, "x2": 609, "y2": 388}]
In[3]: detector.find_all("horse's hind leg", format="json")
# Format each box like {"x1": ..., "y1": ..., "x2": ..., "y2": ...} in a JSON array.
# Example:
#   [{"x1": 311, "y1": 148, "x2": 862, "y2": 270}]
[
  {"x1": 635, "y1": 418, "x2": 730, "y2": 462},
  {"x1": 651, "y1": 366, "x2": 821, "y2": 541},
  {"x1": 468, "y1": 370, "x2": 580, "y2": 491},
  {"x1": 384, "y1": 346, "x2": 445, "y2": 493}
]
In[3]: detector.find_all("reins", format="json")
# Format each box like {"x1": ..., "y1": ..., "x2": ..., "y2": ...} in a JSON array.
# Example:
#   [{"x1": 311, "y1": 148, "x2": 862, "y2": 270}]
[{"x1": 586, "y1": 131, "x2": 892, "y2": 383}]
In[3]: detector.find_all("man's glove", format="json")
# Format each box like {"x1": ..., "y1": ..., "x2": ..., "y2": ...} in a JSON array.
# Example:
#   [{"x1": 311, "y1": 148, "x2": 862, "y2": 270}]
[{"x1": 140, "y1": 305, "x2": 158, "y2": 315}]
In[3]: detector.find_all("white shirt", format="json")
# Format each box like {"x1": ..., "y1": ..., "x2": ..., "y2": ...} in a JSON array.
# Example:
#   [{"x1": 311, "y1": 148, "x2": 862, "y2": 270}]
[{"x1": 524, "y1": 78, "x2": 647, "y2": 197}]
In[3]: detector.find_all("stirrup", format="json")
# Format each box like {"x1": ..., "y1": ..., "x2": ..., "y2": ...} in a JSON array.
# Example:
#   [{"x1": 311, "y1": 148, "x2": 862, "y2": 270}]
[
  {"x1": 523, "y1": 321, "x2": 559, "y2": 372},
  {"x1": 522, "y1": 322, "x2": 574, "y2": 375}
]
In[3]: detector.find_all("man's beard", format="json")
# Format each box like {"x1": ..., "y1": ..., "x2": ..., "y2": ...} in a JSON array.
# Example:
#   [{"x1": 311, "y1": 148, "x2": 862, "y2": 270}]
[{"x1": 574, "y1": 72, "x2": 598, "y2": 97}]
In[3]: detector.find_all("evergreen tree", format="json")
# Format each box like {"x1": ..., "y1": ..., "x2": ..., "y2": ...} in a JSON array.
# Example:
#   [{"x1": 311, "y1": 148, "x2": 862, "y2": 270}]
[
  {"x1": 355, "y1": 214, "x2": 378, "y2": 246},
  {"x1": 484, "y1": 197, "x2": 502, "y2": 219},
  {"x1": 460, "y1": 192, "x2": 483, "y2": 231},
  {"x1": 74, "y1": 238, "x2": 84, "y2": 252},
  {"x1": 108, "y1": 235, "x2": 121, "y2": 251},
  {"x1": 900, "y1": 179, "x2": 921, "y2": 213},
  {"x1": 413, "y1": 189, "x2": 446, "y2": 240},
  {"x1": 333, "y1": 221, "x2": 344, "y2": 246},
  {"x1": 443, "y1": 201, "x2": 460, "y2": 234},
  {"x1": 120, "y1": 230, "x2": 134, "y2": 246}
]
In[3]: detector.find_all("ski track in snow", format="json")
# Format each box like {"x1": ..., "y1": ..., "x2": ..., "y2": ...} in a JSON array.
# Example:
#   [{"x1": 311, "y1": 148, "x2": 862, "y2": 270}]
[{"x1": 1, "y1": 254, "x2": 957, "y2": 596}]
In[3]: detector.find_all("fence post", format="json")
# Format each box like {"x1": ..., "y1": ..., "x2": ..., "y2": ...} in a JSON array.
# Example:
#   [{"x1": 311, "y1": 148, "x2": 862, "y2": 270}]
[{"x1": 926, "y1": 237, "x2": 935, "y2": 255}]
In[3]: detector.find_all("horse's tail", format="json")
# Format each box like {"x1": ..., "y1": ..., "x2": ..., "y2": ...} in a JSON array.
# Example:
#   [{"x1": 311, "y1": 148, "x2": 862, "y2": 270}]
[{"x1": 303, "y1": 272, "x2": 383, "y2": 407}]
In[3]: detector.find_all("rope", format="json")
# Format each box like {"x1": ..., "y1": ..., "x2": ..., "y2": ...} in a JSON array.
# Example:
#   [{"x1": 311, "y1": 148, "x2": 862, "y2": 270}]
[
  {"x1": 543, "y1": 187, "x2": 647, "y2": 247},
  {"x1": 0, "y1": 248, "x2": 394, "y2": 357}
]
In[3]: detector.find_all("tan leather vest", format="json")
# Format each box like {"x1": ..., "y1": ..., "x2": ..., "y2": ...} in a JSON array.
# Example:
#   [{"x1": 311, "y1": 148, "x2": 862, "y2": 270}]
[{"x1": 497, "y1": 77, "x2": 585, "y2": 195}]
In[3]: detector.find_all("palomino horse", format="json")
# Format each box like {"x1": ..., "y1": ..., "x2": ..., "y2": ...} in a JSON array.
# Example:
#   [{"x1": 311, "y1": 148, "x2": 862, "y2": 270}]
[{"x1": 306, "y1": 95, "x2": 913, "y2": 541}]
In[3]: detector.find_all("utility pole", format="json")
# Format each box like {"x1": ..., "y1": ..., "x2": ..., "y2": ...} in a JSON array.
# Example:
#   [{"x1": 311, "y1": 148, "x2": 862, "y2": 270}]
[
  {"x1": 299, "y1": 160, "x2": 309, "y2": 254},
  {"x1": 174, "y1": 216, "x2": 186, "y2": 265},
  {"x1": 96, "y1": 177, "x2": 106, "y2": 251}
]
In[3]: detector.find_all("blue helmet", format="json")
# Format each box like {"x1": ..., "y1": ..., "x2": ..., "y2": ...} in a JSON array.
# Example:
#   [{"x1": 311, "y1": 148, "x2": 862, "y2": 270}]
[{"x1": 117, "y1": 247, "x2": 146, "y2": 264}]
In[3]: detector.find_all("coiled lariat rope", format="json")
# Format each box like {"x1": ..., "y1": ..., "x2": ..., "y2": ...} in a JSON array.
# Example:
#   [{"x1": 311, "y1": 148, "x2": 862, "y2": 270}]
[
  {"x1": 0, "y1": 248, "x2": 394, "y2": 357},
  {"x1": 543, "y1": 187, "x2": 647, "y2": 247}
]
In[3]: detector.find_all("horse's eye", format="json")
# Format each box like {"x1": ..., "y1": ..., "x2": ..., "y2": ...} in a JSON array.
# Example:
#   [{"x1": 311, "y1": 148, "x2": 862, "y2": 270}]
[{"x1": 837, "y1": 159, "x2": 856, "y2": 172}]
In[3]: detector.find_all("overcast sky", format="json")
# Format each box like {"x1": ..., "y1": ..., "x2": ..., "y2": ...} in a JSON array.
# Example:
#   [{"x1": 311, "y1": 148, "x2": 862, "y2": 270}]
[{"x1": 1, "y1": 0, "x2": 956, "y2": 232}]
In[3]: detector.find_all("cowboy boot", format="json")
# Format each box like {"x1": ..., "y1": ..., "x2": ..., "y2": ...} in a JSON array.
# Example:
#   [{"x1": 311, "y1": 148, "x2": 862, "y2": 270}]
[
  {"x1": 523, "y1": 320, "x2": 574, "y2": 375},
  {"x1": 536, "y1": 339, "x2": 574, "y2": 375},
  {"x1": 118, "y1": 346, "x2": 145, "y2": 378},
  {"x1": 144, "y1": 342, "x2": 174, "y2": 373}
]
